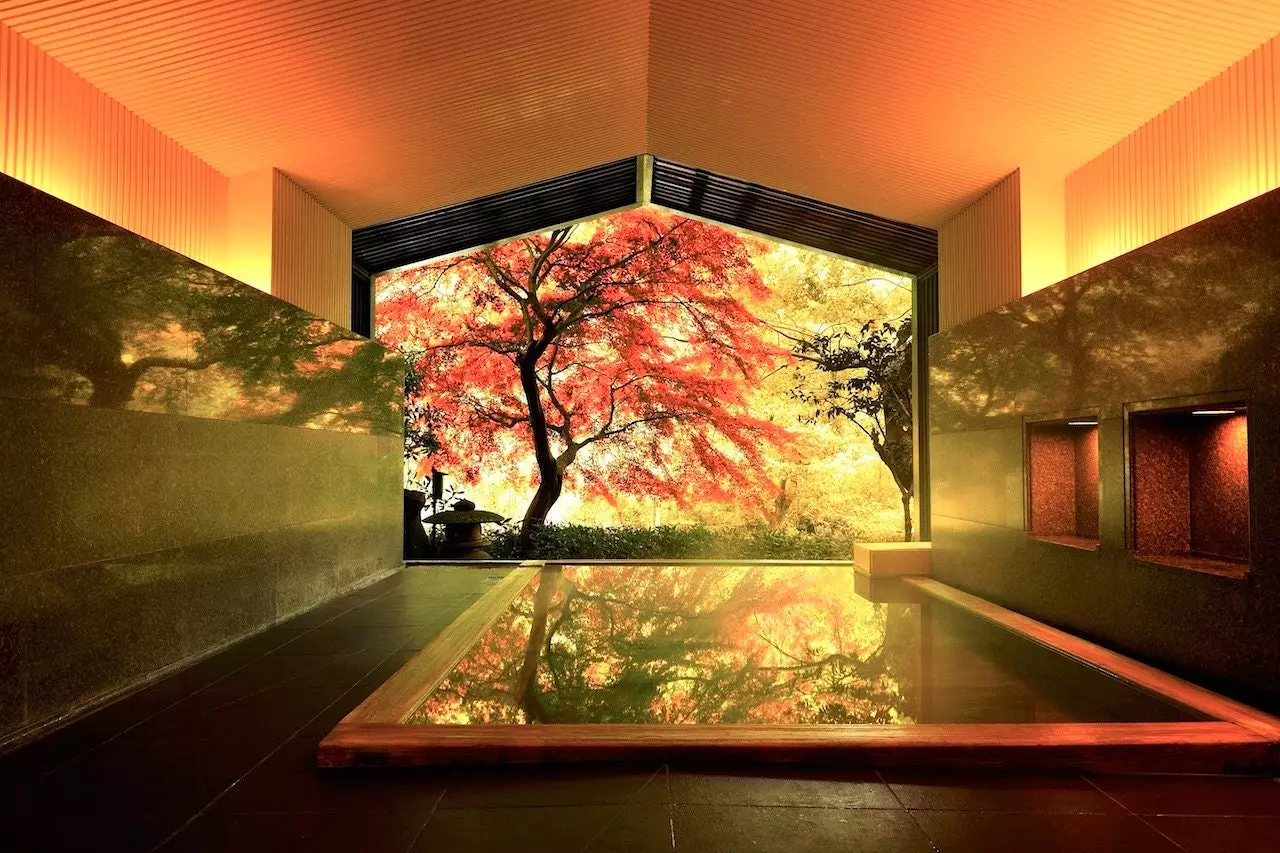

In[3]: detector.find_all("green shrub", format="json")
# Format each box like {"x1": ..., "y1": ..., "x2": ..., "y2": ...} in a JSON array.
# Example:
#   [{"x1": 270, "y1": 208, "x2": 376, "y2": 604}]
[{"x1": 486, "y1": 523, "x2": 850, "y2": 560}]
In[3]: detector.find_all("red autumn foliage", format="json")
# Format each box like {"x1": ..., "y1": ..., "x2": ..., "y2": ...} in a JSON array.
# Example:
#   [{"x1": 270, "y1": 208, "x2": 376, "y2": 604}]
[{"x1": 376, "y1": 208, "x2": 794, "y2": 546}]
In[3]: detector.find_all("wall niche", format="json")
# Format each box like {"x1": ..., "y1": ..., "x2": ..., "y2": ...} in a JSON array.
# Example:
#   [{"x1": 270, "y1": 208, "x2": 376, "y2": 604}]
[
  {"x1": 1129, "y1": 404, "x2": 1249, "y2": 576},
  {"x1": 1026, "y1": 417, "x2": 1100, "y2": 550}
]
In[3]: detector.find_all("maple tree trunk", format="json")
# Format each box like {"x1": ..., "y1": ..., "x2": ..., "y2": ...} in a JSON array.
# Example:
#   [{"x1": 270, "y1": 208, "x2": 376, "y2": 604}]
[
  {"x1": 87, "y1": 370, "x2": 138, "y2": 408},
  {"x1": 516, "y1": 569, "x2": 557, "y2": 722},
  {"x1": 517, "y1": 353, "x2": 564, "y2": 554},
  {"x1": 901, "y1": 490, "x2": 913, "y2": 542},
  {"x1": 521, "y1": 474, "x2": 563, "y2": 551}
]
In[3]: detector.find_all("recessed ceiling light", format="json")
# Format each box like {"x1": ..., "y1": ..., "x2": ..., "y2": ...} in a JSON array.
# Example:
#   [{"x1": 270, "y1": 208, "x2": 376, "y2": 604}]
[
  {"x1": 1192, "y1": 409, "x2": 1239, "y2": 416},
  {"x1": 1067, "y1": 420, "x2": 1098, "y2": 426}
]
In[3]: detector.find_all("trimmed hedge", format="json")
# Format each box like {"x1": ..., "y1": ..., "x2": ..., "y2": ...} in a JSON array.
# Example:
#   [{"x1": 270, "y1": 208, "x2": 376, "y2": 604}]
[{"x1": 486, "y1": 523, "x2": 849, "y2": 560}]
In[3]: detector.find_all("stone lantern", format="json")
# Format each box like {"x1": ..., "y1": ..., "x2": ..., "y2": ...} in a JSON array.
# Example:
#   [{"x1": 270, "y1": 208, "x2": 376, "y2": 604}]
[{"x1": 422, "y1": 498, "x2": 505, "y2": 559}]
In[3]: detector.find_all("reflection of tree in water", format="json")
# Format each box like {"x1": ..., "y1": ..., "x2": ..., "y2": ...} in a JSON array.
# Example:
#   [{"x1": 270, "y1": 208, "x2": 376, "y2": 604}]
[
  {"x1": 414, "y1": 565, "x2": 913, "y2": 725},
  {"x1": 930, "y1": 205, "x2": 1268, "y2": 430},
  {"x1": 3, "y1": 204, "x2": 401, "y2": 433}
]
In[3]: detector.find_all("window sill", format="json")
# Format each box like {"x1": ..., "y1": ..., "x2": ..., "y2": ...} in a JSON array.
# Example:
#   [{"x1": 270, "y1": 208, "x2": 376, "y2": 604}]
[
  {"x1": 1133, "y1": 552, "x2": 1249, "y2": 580},
  {"x1": 1029, "y1": 533, "x2": 1101, "y2": 552}
]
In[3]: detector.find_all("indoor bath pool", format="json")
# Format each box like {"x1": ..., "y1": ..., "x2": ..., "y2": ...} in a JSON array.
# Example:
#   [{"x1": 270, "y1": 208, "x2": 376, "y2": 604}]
[{"x1": 319, "y1": 563, "x2": 1280, "y2": 772}]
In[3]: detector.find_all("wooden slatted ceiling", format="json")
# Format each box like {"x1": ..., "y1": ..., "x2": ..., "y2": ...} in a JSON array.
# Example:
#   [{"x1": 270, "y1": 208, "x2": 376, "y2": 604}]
[
  {"x1": 1, "y1": 1, "x2": 1278, "y2": 230},
  {"x1": 648, "y1": 0, "x2": 1280, "y2": 226},
  {"x1": 0, "y1": 0, "x2": 648, "y2": 229}
]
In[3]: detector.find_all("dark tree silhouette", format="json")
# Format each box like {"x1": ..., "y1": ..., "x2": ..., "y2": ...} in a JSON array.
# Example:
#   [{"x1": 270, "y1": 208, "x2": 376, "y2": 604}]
[{"x1": 788, "y1": 317, "x2": 915, "y2": 540}]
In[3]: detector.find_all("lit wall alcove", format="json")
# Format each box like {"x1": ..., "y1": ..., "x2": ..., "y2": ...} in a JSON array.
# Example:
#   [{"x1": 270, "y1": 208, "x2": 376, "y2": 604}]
[
  {"x1": 1128, "y1": 401, "x2": 1249, "y2": 577},
  {"x1": 1026, "y1": 415, "x2": 1100, "y2": 551}
]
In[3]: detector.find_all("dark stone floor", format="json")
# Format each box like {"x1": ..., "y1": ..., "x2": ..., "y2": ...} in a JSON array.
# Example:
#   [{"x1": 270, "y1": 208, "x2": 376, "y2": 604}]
[{"x1": 2, "y1": 565, "x2": 1279, "y2": 852}]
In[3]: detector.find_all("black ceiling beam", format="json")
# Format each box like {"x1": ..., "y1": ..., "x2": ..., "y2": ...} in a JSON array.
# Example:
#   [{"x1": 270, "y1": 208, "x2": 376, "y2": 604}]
[
  {"x1": 649, "y1": 158, "x2": 938, "y2": 276},
  {"x1": 349, "y1": 155, "x2": 939, "y2": 335},
  {"x1": 352, "y1": 157, "x2": 639, "y2": 275}
]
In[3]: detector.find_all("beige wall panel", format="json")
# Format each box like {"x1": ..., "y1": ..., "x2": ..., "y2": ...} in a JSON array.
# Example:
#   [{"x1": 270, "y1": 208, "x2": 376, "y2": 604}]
[
  {"x1": 938, "y1": 171, "x2": 1021, "y2": 330},
  {"x1": 1066, "y1": 36, "x2": 1280, "y2": 273},
  {"x1": 0, "y1": 22, "x2": 229, "y2": 271}
]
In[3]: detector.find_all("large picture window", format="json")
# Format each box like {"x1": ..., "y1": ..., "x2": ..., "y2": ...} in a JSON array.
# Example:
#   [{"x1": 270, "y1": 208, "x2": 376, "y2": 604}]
[{"x1": 375, "y1": 206, "x2": 913, "y2": 559}]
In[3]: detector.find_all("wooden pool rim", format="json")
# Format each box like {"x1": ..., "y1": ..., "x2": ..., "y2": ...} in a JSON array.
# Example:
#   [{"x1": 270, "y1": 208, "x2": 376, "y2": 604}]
[{"x1": 318, "y1": 564, "x2": 1280, "y2": 773}]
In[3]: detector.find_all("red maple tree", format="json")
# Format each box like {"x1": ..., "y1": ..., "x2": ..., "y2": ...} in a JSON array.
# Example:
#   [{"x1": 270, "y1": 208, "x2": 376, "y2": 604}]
[{"x1": 377, "y1": 208, "x2": 794, "y2": 550}]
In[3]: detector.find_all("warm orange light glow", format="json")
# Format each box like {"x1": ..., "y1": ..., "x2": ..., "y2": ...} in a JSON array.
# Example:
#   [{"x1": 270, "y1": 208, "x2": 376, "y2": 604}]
[
  {"x1": 1066, "y1": 36, "x2": 1280, "y2": 275},
  {"x1": 1, "y1": 22, "x2": 229, "y2": 273},
  {"x1": 1018, "y1": 165, "x2": 1068, "y2": 296},
  {"x1": 6, "y1": 1, "x2": 1280, "y2": 233}
]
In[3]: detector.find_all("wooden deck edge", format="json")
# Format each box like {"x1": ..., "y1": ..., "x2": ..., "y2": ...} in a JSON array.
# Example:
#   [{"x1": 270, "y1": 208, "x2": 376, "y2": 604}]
[
  {"x1": 407, "y1": 559, "x2": 861, "y2": 567},
  {"x1": 903, "y1": 577, "x2": 1280, "y2": 740},
  {"x1": 318, "y1": 721, "x2": 1276, "y2": 774},
  {"x1": 341, "y1": 567, "x2": 538, "y2": 725}
]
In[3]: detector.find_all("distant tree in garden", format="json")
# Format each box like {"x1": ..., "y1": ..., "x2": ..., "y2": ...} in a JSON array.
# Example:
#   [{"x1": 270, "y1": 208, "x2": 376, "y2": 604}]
[
  {"x1": 788, "y1": 317, "x2": 914, "y2": 540},
  {"x1": 377, "y1": 209, "x2": 794, "y2": 552}
]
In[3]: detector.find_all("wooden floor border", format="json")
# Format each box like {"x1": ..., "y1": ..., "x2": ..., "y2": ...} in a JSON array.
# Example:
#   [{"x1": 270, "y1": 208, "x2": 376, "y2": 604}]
[
  {"x1": 342, "y1": 566, "x2": 538, "y2": 725},
  {"x1": 903, "y1": 577, "x2": 1280, "y2": 740},
  {"x1": 318, "y1": 565, "x2": 1280, "y2": 772},
  {"x1": 319, "y1": 721, "x2": 1273, "y2": 772}
]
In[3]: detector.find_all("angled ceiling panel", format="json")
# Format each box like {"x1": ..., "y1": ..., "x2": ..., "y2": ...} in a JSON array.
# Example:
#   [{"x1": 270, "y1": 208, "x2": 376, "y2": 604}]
[
  {"x1": 0, "y1": 0, "x2": 649, "y2": 228},
  {"x1": 2, "y1": 1, "x2": 1279, "y2": 229},
  {"x1": 647, "y1": 0, "x2": 1280, "y2": 226}
]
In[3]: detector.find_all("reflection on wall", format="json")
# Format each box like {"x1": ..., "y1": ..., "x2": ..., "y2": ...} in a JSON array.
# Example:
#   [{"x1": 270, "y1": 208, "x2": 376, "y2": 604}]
[
  {"x1": 376, "y1": 206, "x2": 914, "y2": 553},
  {"x1": 929, "y1": 184, "x2": 1280, "y2": 709},
  {"x1": 0, "y1": 174, "x2": 404, "y2": 747},
  {"x1": 0, "y1": 173, "x2": 402, "y2": 434}
]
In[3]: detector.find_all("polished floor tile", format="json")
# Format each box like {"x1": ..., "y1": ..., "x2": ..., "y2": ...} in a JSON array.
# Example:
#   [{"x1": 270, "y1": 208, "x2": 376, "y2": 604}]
[
  {"x1": 909, "y1": 810, "x2": 1182, "y2": 853},
  {"x1": 163, "y1": 809, "x2": 427, "y2": 853},
  {"x1": 881, "y1": 769, "x2": 1125, "y2": 813},
  {"x1": 669, "y1": 766, "x2": 899, "y2": 809},
  {"x1": 439, "y1": 762, "x2": 669, "y2": 809},
  {"x1": 673, "y1": 804, "x2": 933, "y2": 852},
  {"x1": 1, "y1": 567, "x2": 1278, "y2": 853},
  {"x1": 1148, "y1": 815, "x2": 1280, "y2": 852},
  {"x1": 211, "y1": 735, "x2": 451, "y2": 816},
  {"x1": 1090, "y1": 773, "x2": 1280, "y2": 816},
  {"x1": 411, "y1": 804, "x2": 673, "y2": 852}
]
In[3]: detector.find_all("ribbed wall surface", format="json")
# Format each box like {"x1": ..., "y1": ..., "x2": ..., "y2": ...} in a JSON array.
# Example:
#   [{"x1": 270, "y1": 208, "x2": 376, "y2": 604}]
[
  {"x1": 0, "y1": 21, "x2": 227, "y2": 269},
  {"x1": 1066, "y1": 35, "x2": 1280, "y2": 274},
  {"x1": 272, "y1": 170, "x2": 351, "y2": 327},
  {"x1": 937, "y1": 171, "x2": 1021, "y2": 331}
]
